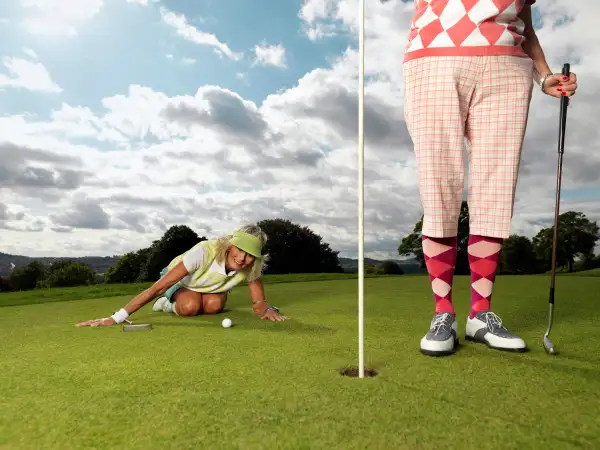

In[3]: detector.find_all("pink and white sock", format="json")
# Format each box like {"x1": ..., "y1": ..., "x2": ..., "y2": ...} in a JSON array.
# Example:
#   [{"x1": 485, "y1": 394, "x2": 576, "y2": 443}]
[
  {"x1": 468, "y1": 235, "x2": 503, "y2": 319},
  {"x1": 422, "y1": 235, "x2": 458, "y2": 315}
]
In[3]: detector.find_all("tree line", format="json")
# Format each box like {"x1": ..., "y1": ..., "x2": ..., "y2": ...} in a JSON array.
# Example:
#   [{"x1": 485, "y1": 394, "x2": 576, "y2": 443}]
[
  {"x1": 2, "y1": 206, "x2": 597, "y2": 293},
  {"x1": 0, "y1": 219, "x2": 405, "y2": 293},
  {"x1": 398, "y1": 202, "x2": 600, "y2": 275}
]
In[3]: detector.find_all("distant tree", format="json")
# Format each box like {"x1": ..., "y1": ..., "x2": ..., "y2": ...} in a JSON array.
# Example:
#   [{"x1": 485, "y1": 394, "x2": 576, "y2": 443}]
[
  {"x1": 8, "y1": 261, "x2": 46, "y2": 291},
  {"x1": 0, "y1": 276, "x2": 15, "y2": 292},
  {"x1": 138, "y1": 225, "x2": 206, "y2": 282},
  {"x1": 377, "y1": 260, "x2": 404, "y2": 275},
  {"x1": 398, "y1": 201, "x2": 470, "y2": 275},
  {"x1": 106, "y1": 248, "x2": 151, "y2": 283},
  {"x1": 500, "y1": 235, "x2": 540, "y2": 274},
  {"x1": 39, "y1": 260, "x2": 96, "y2": 288},
  {"x1": 257, "y1": 218, "x2": 343, "y2": 274},
  {"x1": 574, "y1": 253, "x2": 600, "y2": 272},
  {"x1": 532, "y1": 211, "x2": 600, "y2": 272},
  {"x1": 365, "y1": 263, "x2": 384, "y2": 275},
  {"x1": 397, "y1": 217, "x2": 425, "y2": 268}
]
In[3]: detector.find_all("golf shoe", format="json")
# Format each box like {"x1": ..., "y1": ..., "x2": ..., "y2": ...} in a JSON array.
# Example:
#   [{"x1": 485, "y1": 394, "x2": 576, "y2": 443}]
[
  {"x1": 466, "y1": 311, "x2": 527, "y2": 352},
  {"x1": 420, "y1": 312, "x2": 459, "y2": 356}
]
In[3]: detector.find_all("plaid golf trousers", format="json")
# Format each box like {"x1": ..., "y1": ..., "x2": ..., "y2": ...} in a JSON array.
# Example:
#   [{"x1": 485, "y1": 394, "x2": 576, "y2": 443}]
[{"x1": 403, "y1": 55, "x2": 534, "y2": 239}]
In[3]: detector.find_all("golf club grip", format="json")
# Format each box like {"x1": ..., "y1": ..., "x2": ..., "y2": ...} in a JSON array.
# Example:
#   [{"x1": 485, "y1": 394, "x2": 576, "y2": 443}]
[{"x1": 558, "y1": 63, "x2": 570, "y2": 153}]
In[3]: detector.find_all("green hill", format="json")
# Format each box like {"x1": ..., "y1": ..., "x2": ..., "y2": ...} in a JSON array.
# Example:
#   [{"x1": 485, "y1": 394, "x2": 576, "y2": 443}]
[{"x1": 0, "y1": 252, "x2": 119, "y2": 277}]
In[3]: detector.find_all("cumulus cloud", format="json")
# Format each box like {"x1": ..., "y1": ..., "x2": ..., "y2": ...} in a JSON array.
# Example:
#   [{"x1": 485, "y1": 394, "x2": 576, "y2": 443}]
[
  {"x1": 253, "y1": 43, "x2": 287, "y2": 68},
  {"x1": 159, "y1": 7, "x2": 242, "y2": 60},
  {"x1": 50, "y1": 198, "x2": 111, "y2": 230},
  {"x1": 0, "y1": 57, "x2": 62, "y2": 93},
  {"x1": 1, "y1": 0, "x2": 599, "y2": 259}
]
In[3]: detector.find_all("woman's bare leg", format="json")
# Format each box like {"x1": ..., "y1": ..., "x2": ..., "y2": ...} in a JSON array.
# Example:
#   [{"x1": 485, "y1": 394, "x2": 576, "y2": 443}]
[{"x1": 171, "y1": 289, "x2": 226, "y2": 316}]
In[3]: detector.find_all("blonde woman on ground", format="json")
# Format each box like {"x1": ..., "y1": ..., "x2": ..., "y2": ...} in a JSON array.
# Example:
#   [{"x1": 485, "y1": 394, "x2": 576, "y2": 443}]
[{"x1": 76, "y1": 224, "x2": 287, "y2": 327}]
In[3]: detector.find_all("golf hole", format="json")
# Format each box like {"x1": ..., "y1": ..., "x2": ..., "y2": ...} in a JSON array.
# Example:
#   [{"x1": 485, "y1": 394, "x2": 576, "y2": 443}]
[{"x1": 338, "y1": 367, "x2": 378, "y2": 378}]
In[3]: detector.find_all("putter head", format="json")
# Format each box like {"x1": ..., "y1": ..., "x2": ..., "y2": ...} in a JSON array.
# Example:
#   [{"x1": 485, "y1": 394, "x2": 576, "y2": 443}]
[{"x1": 543, "y1": 334, "x2": 556, "y2": 355}]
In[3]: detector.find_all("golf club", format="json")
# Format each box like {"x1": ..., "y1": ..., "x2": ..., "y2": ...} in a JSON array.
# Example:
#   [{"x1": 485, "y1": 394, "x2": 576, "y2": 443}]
[
  {"x1": 113, "y1": 311, "x2": 153, "y2": 332},
  {"x1": 544, "y1": 62, "x2": 571, "y2": 355}
]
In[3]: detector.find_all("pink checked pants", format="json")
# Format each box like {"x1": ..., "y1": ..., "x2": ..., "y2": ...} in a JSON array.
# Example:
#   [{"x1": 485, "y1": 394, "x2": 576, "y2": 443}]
[{"x1": 403, "y1": 55, "x2": 534, "y2": 239}]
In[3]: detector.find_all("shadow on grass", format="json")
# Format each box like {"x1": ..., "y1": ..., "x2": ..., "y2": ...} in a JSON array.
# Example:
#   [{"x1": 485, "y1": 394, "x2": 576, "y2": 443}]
[
  {"x1": 131, "y1": 309, "x2": 336, "y2": 334},
  {"x1": 462, "y1": 343, "x2": 600, "y2": 380},
  {"x1": 153, "y1": 321, "x2": 336, "y2": 334}
]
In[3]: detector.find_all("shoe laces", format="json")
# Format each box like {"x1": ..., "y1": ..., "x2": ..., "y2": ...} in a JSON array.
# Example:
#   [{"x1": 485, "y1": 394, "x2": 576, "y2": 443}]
[
  {"x1": 431, "y1": 313, "x2": 452, "y2": 335},
  {"x1": 482, "y1": 311, "x2": 506, "y2": 331}
]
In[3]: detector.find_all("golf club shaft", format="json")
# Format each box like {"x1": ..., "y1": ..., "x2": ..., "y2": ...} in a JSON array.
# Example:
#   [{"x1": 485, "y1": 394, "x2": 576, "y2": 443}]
[{"x1": 546, "y1": 63, "x2": 570, "y2": 338}]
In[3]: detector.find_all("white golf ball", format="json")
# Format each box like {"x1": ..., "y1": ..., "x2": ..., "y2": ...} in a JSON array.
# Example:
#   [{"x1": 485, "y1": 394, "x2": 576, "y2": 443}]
[{"x1": 222, "y1": 318, "x2": 232, "y2": 328}]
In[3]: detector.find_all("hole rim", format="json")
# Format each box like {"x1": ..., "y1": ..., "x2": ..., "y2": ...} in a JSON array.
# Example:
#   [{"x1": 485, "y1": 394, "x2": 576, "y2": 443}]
[{"x1": 338, "y1": 366, "x2": 379, "y2": 378}]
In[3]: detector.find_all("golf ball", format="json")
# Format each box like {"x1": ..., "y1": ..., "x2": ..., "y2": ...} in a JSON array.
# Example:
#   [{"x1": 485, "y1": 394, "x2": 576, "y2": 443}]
[{"x1": 222, "y1": 318, "x2": 232, "y2": 328}]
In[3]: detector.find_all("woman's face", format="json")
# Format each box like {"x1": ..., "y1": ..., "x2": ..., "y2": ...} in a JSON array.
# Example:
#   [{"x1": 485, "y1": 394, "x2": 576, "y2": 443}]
[{"x1": 226, "y1": 245, "x2": 256, "y2": 271}]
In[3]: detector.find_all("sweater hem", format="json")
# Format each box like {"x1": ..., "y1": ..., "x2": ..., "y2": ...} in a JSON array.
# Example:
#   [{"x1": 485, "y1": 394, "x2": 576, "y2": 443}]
[{"x1": 403, "y1": 46, "x2": 529, "y2": 63}]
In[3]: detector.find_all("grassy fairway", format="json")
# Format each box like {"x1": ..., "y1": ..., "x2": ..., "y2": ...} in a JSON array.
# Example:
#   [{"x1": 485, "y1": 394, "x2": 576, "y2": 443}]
[{"x1": 1, "y1": 275, "x2": 599, "y2": 449}]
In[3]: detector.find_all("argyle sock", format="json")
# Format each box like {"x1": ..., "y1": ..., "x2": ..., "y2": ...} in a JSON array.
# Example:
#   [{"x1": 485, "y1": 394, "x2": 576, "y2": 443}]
[
  {"x1": 422, "y1": 235, "x2": 458, "y2": 314},
  {"x1": 468, "y1": 235, "x2": 503, "y2": 319}
]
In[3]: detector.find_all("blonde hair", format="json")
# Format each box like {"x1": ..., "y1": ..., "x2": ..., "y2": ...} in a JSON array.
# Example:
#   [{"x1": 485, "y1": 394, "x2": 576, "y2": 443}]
[{"x1": 214, "y1": 223, "x2": 269, "y2": 282}]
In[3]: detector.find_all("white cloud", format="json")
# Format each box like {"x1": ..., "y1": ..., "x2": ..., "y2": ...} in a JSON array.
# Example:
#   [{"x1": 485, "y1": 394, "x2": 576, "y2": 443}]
[
  {"x1": 126, "y1": 0, "x2": 148, "y2": 5},
  {"x1": 0, "y1": 57, "x2": 62, "y2": 93},
  {"x1": 21, "y1": 0, "x2": 104, "y2": 36},
  {"x1": 253, "y1": 43, "x2": 287, "y2": 68},
  {"x1": 2, "y1": 0, "x2": 600, "y2": 261},
  {"x1": 299, "y1": 0, "x2": 343, "y2": 40},
  {"x1": 159, "y1": 7, "x2": 243, "y2": 60},
  {"x1": 23, "y1": 48, "x2": 38, "y2": 59}
]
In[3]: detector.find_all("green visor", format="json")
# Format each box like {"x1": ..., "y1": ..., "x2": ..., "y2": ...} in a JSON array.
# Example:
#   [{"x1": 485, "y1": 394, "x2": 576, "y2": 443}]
[{"x1": 230, "y1": 231, "x2": 262, "y2": 258}]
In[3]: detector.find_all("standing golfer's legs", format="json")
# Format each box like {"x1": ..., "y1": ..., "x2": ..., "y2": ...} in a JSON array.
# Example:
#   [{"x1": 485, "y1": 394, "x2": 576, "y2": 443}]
[
  {"x1": 463, "y1": 56, "x2": 533, "y2": 352},
  {"x1": 404, "y1": 57, "x2": 477, "y2": 356}
]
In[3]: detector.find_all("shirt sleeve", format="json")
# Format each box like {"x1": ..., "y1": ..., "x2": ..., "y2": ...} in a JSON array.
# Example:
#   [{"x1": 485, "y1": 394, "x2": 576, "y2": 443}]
[{"x1": 182, "y1": 245, "x2": 206, "y2": 273}]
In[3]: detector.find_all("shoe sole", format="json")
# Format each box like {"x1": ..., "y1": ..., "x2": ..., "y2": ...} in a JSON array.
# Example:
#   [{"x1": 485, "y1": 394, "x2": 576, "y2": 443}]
[
  {"x1": 465, "y1": 335, "x2": 528, "y2": 353},
  {"x1": 420, "y1": 339, "x2": 459, "y2": 357}
]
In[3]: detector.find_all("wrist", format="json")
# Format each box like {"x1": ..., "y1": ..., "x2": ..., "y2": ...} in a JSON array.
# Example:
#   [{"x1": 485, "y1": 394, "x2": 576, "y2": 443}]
[
  {"x1": 252, "y1": 300, "x2": 268, "y2": 314},
  {"x1": 111, "y1": 308, "x2": 129, "y2": 324},
  {"x1": 538, "y1": 72, "x2": 553, "y2": 93}
]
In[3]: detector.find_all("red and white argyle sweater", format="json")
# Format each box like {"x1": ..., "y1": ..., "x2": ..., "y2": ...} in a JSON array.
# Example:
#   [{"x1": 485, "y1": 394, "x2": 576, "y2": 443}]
[{"x1": 404, "y1": 0, "x2": 537, "y2": 62}]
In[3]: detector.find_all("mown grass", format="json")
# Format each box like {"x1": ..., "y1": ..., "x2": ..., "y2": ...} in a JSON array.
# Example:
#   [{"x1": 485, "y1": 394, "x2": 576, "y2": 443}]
[
  {"x1": 561, "y1": 267, "x2": 600, "y2": 277},
  {"x1": 1, "y1": 275, "x2": 599, "y2": 449},
  {"x1": 0, "y1": 272, "x2": 392, "y2": 307}
]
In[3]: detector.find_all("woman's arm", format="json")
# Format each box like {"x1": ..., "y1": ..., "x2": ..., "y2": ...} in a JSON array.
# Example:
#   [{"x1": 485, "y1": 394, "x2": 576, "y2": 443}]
[
  {"x1": 247, "y1": 278, "x2": 287, "y2": 321},
  {"x1": 75, "y1": 262, "x2": 190, "y2": 327},
  {"x1": 248, "y1": 278, "x2": 268, "y2": 315},
  {"x1": 520, "y1": 6, "x2": 551, "y2": 78},
  {"x1": 121, "y1": 262, "x2": 189, "y2": 315},
  {"x1": 520, "y1": 6, "x2": 577, "y2": 97}
]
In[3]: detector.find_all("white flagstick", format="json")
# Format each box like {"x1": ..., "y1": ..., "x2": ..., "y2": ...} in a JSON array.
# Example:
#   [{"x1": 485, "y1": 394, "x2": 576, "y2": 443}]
[{"x1": 357, "y1": 0, "x2": 365, "y2": 379}]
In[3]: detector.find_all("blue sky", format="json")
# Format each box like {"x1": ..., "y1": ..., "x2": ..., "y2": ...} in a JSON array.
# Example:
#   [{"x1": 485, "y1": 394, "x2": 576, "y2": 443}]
[
  {"x1": 0, "y1": 0, "x2": 351, "y2": 119},
  {"x1": 1, "y1": 0, "x2": 598, "y2": 258}
]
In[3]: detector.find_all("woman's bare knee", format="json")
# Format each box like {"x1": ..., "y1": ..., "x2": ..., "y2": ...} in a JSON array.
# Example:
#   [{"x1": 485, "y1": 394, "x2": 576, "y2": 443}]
[
  {"x1": 203, "y1": 294, "x2": 226, "y2": 315},
  {"x1": 176, "y1": 301, "x2": 202, "y2": 316},
  {"x1": 172, "y1": 289, "x2": 203, "y2": 316}
]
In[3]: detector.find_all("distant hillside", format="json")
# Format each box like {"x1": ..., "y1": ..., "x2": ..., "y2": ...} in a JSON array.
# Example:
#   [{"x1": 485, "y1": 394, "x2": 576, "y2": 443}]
[
  {"x1": 0, "y1": 252, "x2": 425, "y2": 278},
  {"x1": 339, "y1": 257, "x2": 425, "y2": 274},
  {"x1": 0, "y1": 252, "x2": 119, "y2": 277}
]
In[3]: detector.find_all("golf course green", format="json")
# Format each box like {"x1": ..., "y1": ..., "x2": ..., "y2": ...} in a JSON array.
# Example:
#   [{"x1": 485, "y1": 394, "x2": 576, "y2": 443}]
[{"x1": 1, "y1": 274, "x2": 599, "y2": 449}]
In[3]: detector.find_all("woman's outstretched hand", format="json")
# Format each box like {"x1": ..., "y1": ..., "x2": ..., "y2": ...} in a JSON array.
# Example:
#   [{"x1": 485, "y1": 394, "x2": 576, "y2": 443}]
[
  {"x1": 75, "y1": 317, "x2": 117, "y2": 327},
  {"x1": 544, "y1": 72, "x2": 577, "y2": 98}
]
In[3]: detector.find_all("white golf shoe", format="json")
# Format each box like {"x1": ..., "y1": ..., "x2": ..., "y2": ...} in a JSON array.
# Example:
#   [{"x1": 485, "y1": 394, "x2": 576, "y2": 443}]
[
  {"x1": 420, "y1": 312, "x2": 459, "y2": 357},
  {"x1": 465, "y1": 311, "x2": 527, "y2": 352},
  {"x1": 152, "y1": 296, "x2": 173, "y2": 313}
]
